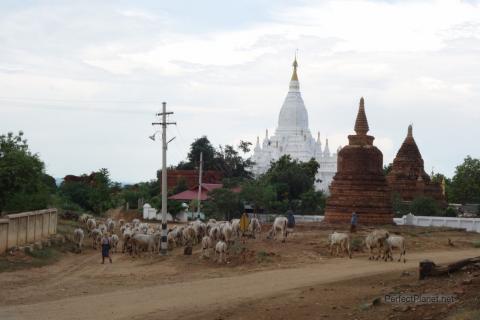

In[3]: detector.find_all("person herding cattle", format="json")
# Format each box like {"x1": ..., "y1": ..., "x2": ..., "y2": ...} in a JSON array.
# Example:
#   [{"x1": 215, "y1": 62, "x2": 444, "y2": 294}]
[
  {"x1": 101, "y1": 234, "x2": 112, "y2": 264},
  {"x1": 350, "y1": 212, "x2": 357, "y2": 233}
]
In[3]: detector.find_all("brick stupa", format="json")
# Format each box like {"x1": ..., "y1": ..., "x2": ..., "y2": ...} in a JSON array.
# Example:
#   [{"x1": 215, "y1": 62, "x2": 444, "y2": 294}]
[
  {"x1": 386, "y1": 125, "x2": 446, "y2": 207},
  {"x1": 324, "y1": 98, "x2": 394, "y2": 224}
]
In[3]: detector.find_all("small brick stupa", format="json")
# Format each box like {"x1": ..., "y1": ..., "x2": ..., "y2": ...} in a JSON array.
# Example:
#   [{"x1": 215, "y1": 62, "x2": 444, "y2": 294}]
[
  {"x1": 324, "y1": 98, "x2": 394, "y2": 224},
  {"x1": 387, "y1": 125, "x2": 446, "y2": 207}
]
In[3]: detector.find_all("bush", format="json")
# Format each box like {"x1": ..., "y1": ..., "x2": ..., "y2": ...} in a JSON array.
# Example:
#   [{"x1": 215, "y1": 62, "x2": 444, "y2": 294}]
[
  {"x1": 410, "y1": 196, "x2": 440, "y2": 216},
  {"x1": 351, "y1": 237, "x2": 364, "y2": 252},
  {"x1": 444, "y1": 207, "x2": 457, "y2": 217}
]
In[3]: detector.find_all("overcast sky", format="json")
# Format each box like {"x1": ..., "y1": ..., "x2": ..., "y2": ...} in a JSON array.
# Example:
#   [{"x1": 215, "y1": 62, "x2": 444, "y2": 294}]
[{"x1": 1, "y1": 0, "x2": 479, "y2": 183}]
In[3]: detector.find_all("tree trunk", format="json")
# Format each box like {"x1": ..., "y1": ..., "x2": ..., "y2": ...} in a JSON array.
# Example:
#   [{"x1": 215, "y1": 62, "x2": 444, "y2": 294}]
[{"x1": 419, "y1": 256, "x2": 480, "y2": 280}]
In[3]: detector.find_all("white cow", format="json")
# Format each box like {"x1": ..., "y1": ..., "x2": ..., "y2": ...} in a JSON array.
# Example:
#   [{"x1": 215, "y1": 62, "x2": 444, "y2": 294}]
[
  {"x1": 365, "y1": 229, "x2": 390, "y2": 260},
  {"x1": 267, "y1": 217, "x2": 288, "y2": 242},
  {"x1": 383, "y1": 235, "x2": 406, "y2": 263},
  {"x1": 328, "y1": 232, "x2": 352, "y2": 258},
  {"x1": 73, "y1": 228, "x2": 85, "y2": 252},
  {"x1": 215, "y1": 240, "x2": 228, "y2": 264}
]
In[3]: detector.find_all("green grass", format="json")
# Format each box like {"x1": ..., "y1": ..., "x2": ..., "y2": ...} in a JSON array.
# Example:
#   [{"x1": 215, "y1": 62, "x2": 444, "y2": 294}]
[
  {"x1": 256, "y1": 250, "x2": 272, "y2": 264},
  {"x1": 351, "y1": 237, "x2": 364, "y2": 251},
  {"x1": 448, "y1": 309, "x2": 480, "y2": 320},
  {"x1": 0, "y1": 219, "x2": 79, "y2": 273},
  {"x1": 472, "y1": 240, "x2": 480, "y2": 248},
  {"x1": 0, "y1": 246, "x2": 62, "y2": 273}
]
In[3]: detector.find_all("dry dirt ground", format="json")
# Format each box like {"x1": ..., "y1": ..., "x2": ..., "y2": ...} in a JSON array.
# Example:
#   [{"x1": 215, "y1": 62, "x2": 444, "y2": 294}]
[{"x1": 0, "y1": 220, "x2": 479, "y2": 320}]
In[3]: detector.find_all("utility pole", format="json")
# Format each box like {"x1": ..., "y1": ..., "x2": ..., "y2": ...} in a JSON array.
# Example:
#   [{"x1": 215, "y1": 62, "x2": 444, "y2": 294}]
[
  {"x1": 196, "y1": 152, "x2": 203, "y2": 220},
  {"x1": 152, "y1": 102, "x2": 176, "y2": 255}
]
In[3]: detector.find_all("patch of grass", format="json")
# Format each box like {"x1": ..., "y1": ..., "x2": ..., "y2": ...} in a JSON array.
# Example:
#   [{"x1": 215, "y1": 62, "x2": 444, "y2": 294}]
[
  {"x1": 351, "y1": 237, "x2": 364, "y2": 252},
  {"x1": 0, "y1": 248, "x2": 60, "y2": 273},
  {"x1": 447, "y1": 309, "x2": 480, "y2": 320},
  {"x1": 256, "y1": 250, "x2": 272, "y2": 264},
  {"x1": 472, "y1": 240, "x2": 480, "y2": 248},
  {"x1": 57, "y1": 219, "x2": 80, "y2": 236},
  {"x1": 27, "y1": 247, "x2": 61, "y2": 267}
]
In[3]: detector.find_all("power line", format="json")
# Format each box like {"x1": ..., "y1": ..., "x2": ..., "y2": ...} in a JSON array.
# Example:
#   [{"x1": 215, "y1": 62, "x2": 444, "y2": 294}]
[{"x1": 0, "y1": 96, "x2": 162, "y2": 104}]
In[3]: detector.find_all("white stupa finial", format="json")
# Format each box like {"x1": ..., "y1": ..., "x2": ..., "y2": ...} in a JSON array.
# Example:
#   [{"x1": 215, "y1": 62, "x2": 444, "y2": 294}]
[{"x1": 323, "y1": 138, "x2": 330, "y2": 156}]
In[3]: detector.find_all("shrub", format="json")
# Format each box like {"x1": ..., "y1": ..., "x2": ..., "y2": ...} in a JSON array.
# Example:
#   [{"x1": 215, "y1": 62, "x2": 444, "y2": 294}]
[
  {"x1": 410, "y1": 196, "x2": 440, "y2": 216},
  {"x1": 444, "y1": 207, "x2": 457, "y2": 217}
]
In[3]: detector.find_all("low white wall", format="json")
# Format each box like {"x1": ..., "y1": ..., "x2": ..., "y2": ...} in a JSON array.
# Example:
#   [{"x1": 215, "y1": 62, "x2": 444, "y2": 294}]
[
  {"x1": 255, "y1": 214, "x2": 324, "y2": 223},
  {"x1": 396, "y1": 214, "x2": 480, "y2": 233},
  {"x1": 256, "y1": 213, "x2": 480, "y2": 234},
  {"x1": 0, "y1": 209, "x2": 58, "y2": 254}
]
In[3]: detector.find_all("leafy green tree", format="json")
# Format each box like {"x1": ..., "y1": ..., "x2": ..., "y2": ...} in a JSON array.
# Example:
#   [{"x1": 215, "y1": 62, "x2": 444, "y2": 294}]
[
  {"x1": 391, "y1": 192, "x2": 411, "y2": 217},
  {"x1": 203, "y1": 188, "x2": 242, "y2": 221},
  {"x1": 0, "y1": 131, "x2": 52, "y2": 214},
  {"x1": 187, "y1": 136, "x2": 216, "y2": 170},
  {"x1": 299, "y1": 190, "x2": 326, "y2": 214},
  {"x1": 450, "y1": 156, "x2": 480, "y2": 203},
  {"x1": 240, "y1": 180, "x2": 276, "y2": 213},
  {"x1": 214, "y1": 145, "x2": 253, "y2": 179},
  {"x1": 444, "y1": 207, "x2": 457, "y2": 217},
  {"x1": 175, "y1": 136, "x2": 253, "y2": 181},
  {"x1": 383, "y1": 163, "x2": 393, "y2": 175},
  {"x1": 410, "y1": 196, "x2": 440, "y2": 216},
  {"x1": 238, "y1": 140, "x2": 252, "y2": 153},
  {"x1": 263, "y1": 155, "x2": 319, "y2": 201},
  {"x1": 59, "y1": 168, "x2": 114, "y2": 214}
]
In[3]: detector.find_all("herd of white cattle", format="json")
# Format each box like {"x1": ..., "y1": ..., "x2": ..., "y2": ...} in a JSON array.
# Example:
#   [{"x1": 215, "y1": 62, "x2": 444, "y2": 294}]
[
  {"x1": 72, "y1": 214, "x2": 406, "y2": 264},
  {"x1": 329, "y1": 229, "x2": 407, "y2": 263},
  {"x1": 72, "y1": 214, "x2": 269, "y2": 264}
]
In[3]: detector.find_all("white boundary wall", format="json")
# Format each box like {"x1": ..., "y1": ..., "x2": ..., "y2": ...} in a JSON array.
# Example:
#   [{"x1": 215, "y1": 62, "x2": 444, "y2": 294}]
[
  {"x1": 256, "y1": 213, "x2": 480, "y2": 233},
  {"x1": 0, "y1": 209, "x2": 58, "y2": 254},
  {"x1": 395, "y1": 213, "x2": 480, "y2": 233}
]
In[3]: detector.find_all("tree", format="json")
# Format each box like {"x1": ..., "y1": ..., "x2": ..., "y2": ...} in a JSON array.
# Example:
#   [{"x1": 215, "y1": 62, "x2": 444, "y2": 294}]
[
  {"x1": 410, "y1": 196, "x2": 440, "y2": 216},
  {"x1": 391, "y1": 192, "x2": 411, "y2": 217},
  {"x1": 238, "y1": 140, "x2": 252, "y2": 153},
  {"x1": 187, "y1": 136, "x2": 216, "y2": 170},
  {"x1": 175, "y1": 136, "x2": 253, "y2": 181},
  {"x1": 59, "y1": 168, "x2": 114, "y2": 214},
  {"x1": 240, "y1": 180, "x2": 276, "y2": 213},
  {"x1": 0, "y1": 131, "x2": 52, "y2": 214},
  {"x1": 299, "y1": 190, "x2": 326, "y2": 214},
  {"x1": 214, "y1": 144, "x2": 253, "y2": 179},
  {"x1": 383, "y1": 163, "x2": 393, "y2": 175},
  {"x1": 450, "y1": 156, "x2": 480, "y2": 203},
  {"x1": 203, "y1": 188, "x2": 242, "y2": 221},
  {"x1": 263, "y1": 155, "x2": 319, "y2": 201}
]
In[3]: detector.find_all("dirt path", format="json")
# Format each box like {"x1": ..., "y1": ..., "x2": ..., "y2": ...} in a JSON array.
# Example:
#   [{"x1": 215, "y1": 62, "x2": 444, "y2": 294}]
[{"x1": 1, "y1": 248, "x2": 478, "y2": 320}]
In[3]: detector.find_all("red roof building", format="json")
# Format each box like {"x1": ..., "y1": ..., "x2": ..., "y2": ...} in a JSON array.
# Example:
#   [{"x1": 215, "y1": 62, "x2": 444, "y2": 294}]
[
  {"x1": 169, "y1": 183, "x2": 241, "y2": 201},
  {"x1": 166, "y1": 170, "x2": 223, "y2": 190}
]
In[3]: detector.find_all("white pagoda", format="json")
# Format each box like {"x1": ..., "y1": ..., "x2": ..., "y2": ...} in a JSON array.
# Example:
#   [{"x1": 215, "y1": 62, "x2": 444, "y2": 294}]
[{"x1": 251, "y1": 58, "x2": 338, "y2": 192}]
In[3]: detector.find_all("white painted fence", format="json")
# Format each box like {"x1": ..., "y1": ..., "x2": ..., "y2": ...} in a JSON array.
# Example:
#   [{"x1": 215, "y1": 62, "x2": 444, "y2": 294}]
[
  {"x1": 256, "y1": 213, "x2": 480, "y2": 234},
  {"x1": 142, "y1": 204, "x2": 173, "y2": 221},
  {"x1": 395, "y1": 213, "x2": 480, "y2": 233},
  {"x1": 255, "y1": 214, "x2": 324, "y2": 223}
]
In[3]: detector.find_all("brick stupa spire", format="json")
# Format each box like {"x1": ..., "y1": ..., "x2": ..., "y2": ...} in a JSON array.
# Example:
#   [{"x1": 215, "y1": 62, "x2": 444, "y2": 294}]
[
  {"x1": 324, "y1": 98, "x2": 394, "y2": 225},
  {"x1": 354, "y1": 97, "x2": 369, "y2": 135}
]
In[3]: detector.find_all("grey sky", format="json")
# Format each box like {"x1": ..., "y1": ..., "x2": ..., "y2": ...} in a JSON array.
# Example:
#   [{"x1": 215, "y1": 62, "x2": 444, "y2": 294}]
[{"x1": 0, "y1": 0, "x2": 479, "y2": 182}]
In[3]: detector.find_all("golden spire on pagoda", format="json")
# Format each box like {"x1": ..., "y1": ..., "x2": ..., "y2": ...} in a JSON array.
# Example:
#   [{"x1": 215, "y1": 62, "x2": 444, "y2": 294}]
[{"x1": 291, "y1": 53, "x2": 298, "y2": 81}]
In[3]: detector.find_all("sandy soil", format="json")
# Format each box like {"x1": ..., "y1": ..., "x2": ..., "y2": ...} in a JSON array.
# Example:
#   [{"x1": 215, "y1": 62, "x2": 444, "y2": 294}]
[{"x1": 0, "y1": 221, "x2": 479, "y2": 320}]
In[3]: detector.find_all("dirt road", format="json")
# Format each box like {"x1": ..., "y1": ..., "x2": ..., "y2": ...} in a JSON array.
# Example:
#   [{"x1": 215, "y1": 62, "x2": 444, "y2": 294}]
[{"x1": 1, "y1": 248, "x2": 478, "y2": 320}]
